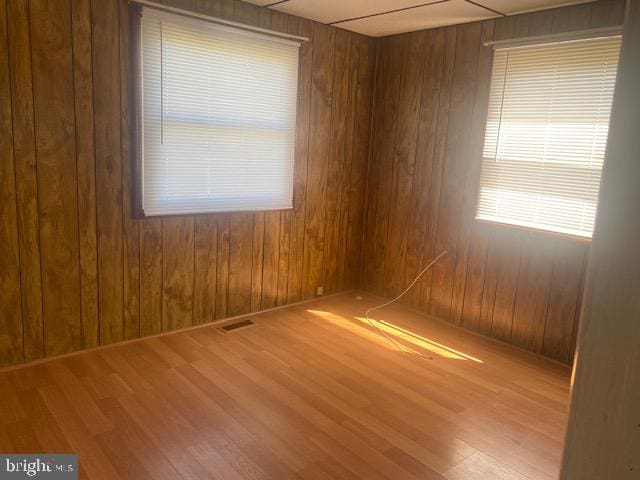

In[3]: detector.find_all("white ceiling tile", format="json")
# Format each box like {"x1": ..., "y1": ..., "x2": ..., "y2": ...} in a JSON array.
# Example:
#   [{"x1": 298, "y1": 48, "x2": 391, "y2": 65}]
[
  {"x1": 271, "y1": 0, "x2": 444, "y2": 26},
  {"x1": 475, "y1": 0, "x2": 596, "y2": 15},
  {"x1": 335, "y1": 0, "x2": 499, "y2": 37}
]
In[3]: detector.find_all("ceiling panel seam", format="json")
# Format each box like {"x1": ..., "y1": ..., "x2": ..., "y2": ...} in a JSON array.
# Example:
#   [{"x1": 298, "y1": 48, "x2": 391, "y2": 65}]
[
  {"x1": 328, "y1": 0, "x2": 451, "y2": 25},
  {"x1": 464, "y1": 0, "x2": 506, "y2": 16},
  {"x1": 265, "y1": 0, "x2": 291, "y2": 8}
]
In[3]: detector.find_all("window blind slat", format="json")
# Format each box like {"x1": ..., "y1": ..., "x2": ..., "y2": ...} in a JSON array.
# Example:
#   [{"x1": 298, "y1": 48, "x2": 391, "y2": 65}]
[
  {"x1": 141, "y1": 8, "x2": 299, "y2": 216},
  {"x1": 477, "y1": 36, "x2": 621, "y2": 238}
]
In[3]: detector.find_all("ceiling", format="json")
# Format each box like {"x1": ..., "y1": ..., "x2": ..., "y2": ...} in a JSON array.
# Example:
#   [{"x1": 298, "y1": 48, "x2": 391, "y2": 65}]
[{"x1": 244, "y1": 0, "x2": 598, "y2": 37}]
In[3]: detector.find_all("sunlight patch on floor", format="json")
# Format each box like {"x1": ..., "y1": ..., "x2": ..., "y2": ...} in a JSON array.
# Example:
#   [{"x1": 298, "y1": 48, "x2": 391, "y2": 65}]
[
  {"x1": 306, "y1": 309, "x2": 414, "y2": 353},
  {"x1": 306, "y1": 308, "x2": 483, "y2": 363},
  {"x1": 375, "y1": 319, "x2": 483, "y2": 363}
]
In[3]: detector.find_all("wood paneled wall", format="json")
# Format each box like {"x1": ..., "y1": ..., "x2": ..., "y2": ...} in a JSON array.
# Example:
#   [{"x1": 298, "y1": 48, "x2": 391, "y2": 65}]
[
  {"x1": 0, "y1": 0, "x2": 375, "y2": 367},
  {"x1": 0, "y1": 0, "x2": 625, "y2": 368},
  {"x1": 360, "y1": 0, "x2": 626, "y2": 364}
]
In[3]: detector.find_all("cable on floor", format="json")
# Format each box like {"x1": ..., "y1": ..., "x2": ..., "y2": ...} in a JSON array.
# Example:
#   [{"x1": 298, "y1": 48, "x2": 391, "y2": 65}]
[{"x1": 364, "y1": 250, "x2": 448, "y2": 359}]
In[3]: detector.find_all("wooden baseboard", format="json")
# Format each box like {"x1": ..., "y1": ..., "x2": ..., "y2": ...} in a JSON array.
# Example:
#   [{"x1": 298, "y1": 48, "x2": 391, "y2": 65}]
[{"x1": 0, "y1": 290, "x2": 352, "y2": 373}]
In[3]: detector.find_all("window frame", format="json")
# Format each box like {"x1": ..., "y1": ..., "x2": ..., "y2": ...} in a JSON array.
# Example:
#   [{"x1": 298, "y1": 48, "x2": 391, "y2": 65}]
[
  {"x1": 129, "y1": 3, "x2": 304, "y2": 218},
  {"x1": 474, "y1": 32, "x2": 622, "y2": 241}
]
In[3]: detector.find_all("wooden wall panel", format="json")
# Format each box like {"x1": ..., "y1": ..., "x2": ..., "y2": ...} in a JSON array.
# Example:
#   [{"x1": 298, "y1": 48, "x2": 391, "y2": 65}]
[
  {"x1": 92, "y1": 0, "x2": 124, "y2": 345},
  {"x1": 7, "y1": 0, "x2": 44, "y2": 361},
  {"x1": 344, "y1": 36, "x2": 376, "y2": 289},
  {"x1": 450, "y1": 20, "x2": 495, "y2": 325},
  {"x1": 140, "y1": 219, "x2": 163, "y2": 337},
  {"x1": 193, "y1": 216, "x2": 218, "y2": 325},
  {"x1": 162, "y1": 217, "x2": 195, "y2": 331},
  {"x1": 383, "y1": 31, "x2": 427, "y2": 299},
  {"x1": 120, "y1": 0, "x2": 141, "y2": 341},
  {"x1": 301, "y1": 23, "x2": 335, "y2": 299},
  {"x1": 363, "y1": 35, "x2": 405, "y2": 295},
  {"x1": 71, "y1": 0, "x2": 100, "y2": 350},
  {"x1": 542, "y1": 242, "x2": 588, "y2": 363},
  {"x1": 419, "y1": 26, "x2": 457, "y2": 311},
  {"x1": 272, "y1": 11, "x2": 294, "y2": 308},
  {"x1": 510, "y1": 237, "x2": 554, "y2": 351},
  {"x1": 359, "y1": 41, "x2": 387, "y2": 296},
  {"x1": 274, "y1": 12, "x2": 296, "y2": 307},
  {"x1": 404, "y1": 28, "x2": 445, "y2": 308},
  {"x1": 227, "y1": 214, "x2": 253, "y2": 317},
  {"x1": 334, "y1": 35, "x2": 358, "y2": 291},
  {"x1": 250, "y1": 213, "x2": 264, "y2": 312},
  {"x1": 430, "y1": 22, "x2": 482, "y2": 320},
  {"x1": 0, "y1": 0, "x2": 374, "y2": 367},
  {"x1": 30, "y1": 0, "x2": 82, "y2": 357},
  {"x1": 322, "y1": 29, "x2": 350, "y2": 294},
  {"x1": 361, "y1": 0, "x2": 625, "y2": 364},
  {"x1": 285, "y1": 16, "x2": 311, "y2": 304},
  {"x1": 261, "y1": 212, "x2": 280, "y2": 309},
  {"x1": 215, "y1": 213, "x2": 230, "y2": 320},
  {"x1": 261, "y1": 0, "x2": 286, "y2": 307},
  {"x1": 0, "y1": 0, "x2": 24, "y2": 366}
]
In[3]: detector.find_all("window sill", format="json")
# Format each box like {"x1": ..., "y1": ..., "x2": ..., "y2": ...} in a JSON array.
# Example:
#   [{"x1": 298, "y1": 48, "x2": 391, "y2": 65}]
[
  {"x1": 134, "y1": 205, "x2": 294, "y2": 220},
  {"x1": 473, "y1": 217, "x2": 592, "y2": 244}
]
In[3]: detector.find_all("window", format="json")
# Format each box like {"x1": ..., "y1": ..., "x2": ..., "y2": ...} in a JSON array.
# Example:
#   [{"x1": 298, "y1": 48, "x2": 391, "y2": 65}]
[
  {"x1": 477, "y1": 35, "x2": 621, "y2": 238},
  {"x1": 138, "y1": 7, "x2": 300, "y2": 216}
]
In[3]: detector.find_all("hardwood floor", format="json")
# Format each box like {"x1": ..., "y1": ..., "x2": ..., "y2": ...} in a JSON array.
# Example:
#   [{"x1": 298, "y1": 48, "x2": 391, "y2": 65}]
[{"x1": 0, "y1": 292, "x2": 571, "y2": 480}]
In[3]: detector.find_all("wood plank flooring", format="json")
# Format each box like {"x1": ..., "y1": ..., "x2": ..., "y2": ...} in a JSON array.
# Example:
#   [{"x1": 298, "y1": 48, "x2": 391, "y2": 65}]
[{"x1": 0, "y1": 293, "x2": 571, "y2": 480}]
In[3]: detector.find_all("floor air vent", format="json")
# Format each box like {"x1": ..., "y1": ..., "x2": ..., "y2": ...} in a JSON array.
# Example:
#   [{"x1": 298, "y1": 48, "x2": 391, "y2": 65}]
[{"x1": 217, "y1": 319, "x2": 255, "y2": 333}]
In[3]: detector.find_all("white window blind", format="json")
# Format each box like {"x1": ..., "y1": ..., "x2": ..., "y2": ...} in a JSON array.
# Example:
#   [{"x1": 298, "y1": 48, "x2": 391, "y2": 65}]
[
  {"x1": 140, "y1": 7, "x2": 300, "y2": 216},
  {"x1": 477, "y1": 35, "x2": 621, "y2": 238}
]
